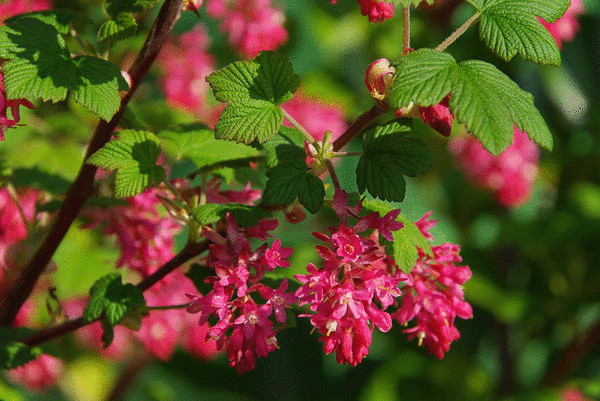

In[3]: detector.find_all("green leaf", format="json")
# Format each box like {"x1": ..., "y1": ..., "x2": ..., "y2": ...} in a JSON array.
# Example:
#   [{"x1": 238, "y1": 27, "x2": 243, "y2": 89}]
[
  {"x1": 71, "y1": 56, "x2": 129, "y2": 120},
  {"x1": 191, "y1": 203, "x2": 272, "y2": 227},
  {"x1": 357, "y1": 122, "x2": 433, "y2": 202},
  {"x1": 159, "y1": 123, "x2": 260, "y2": 169},
  {"x1": 449, "y1": 60, "x2": 553, "y2": 153},
  {"x1": 88, "y1": 130, "x2": 165, "y2": 197},
  {"x1": 467, "y1": 0, "x2": 570, "y2": 65},
  {"x1": 185, "y1": 263, "x2": 214, "y2": 295},
  {"x1": 388, "y1": 50, "x2": 553, "y2": 154},
  {"x1": 82, "y1": 273, "x2": 146, "y2": 347},
  {"x1": 262, "y1": 161, "x2": 324, "y2": 213},
  {"x1": 389, "y1": 49, "x2": 456, "y2": 108},
  {"x1": 192, "y1": 203, "x2": 227, "y2": 226},
  {"x1": 0, "y1": 342, "x2": 42, "y2": 370},
  {"x1": 0, "y1": 16, "x2": 128, "y2": 119},
  {"x1": 105, "y1": 0, "x2": 160, "y2": 16},
  {"x1": 363, "y1": 200, "x2": 433, "y2": 274},
  {"x1": 215, "y1": 100, "x2": 283, "y2": 144},
  {"x1": 207, "y1": 51, "x2": 300, "y2": 105},
  {"x1": 97, "y1": 13, "x2": 137, "y2": 43},
  {"x1": 263, "y1": 127, "x2": 306, "y2": 168},
  {"x1": 10, "y1": 167, "x2": 71, "y2": 194},
  {"x1": 6, "y1": 10, "x2": 75, "y2": 35}
]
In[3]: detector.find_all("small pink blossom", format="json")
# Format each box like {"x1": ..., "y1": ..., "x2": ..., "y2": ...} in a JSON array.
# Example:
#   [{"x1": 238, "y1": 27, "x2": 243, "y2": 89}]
[
  {"x1": 282, "y1": 92, "x2": 348, "y2": 142},
  {"x1": 358, "y1": 0, "x2": 394, "y2": 22},
  {"x1": 264, "y1": 239, "x2": 293, "y2": 270},
  {"x1": 540, "y1": 0, "x2": 584, "y2": 49},
  {"x1": 449, "y1": 127, "x2": 540, "y2": 207}
]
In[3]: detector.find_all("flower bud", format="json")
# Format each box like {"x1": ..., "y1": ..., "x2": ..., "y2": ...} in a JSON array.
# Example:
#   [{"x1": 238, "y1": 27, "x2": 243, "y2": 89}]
[{"x1": 365, "y1": 58, "x2": 396, "y2": 101}]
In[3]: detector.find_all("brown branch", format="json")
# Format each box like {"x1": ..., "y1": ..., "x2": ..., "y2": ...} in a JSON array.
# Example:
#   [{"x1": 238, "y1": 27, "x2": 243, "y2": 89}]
[
  {"x1": 542, "y1": 318, "x2": 600, "y2": 387},
  {"x1": 332, "y1": 103, "x2": 388, "y2": 152},
  {"x1": 21, "y1": 240, "x2": 209, "y2": 348},
  {"x1": 0, "y1": 0, "x2": 185, "y2": 326}
]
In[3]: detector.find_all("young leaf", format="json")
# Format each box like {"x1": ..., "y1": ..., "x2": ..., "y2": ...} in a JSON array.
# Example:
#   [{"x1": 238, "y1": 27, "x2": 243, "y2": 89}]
[
  {"x1": 363, "y1": 199, "x2": 433, "y2": 274},
  {"x1": 159, "y1": 123, "x2": 260, "y2": 168},
  {"x1": 97, "y1": 13, "x2": 137, "y2": 43},
  {"x1": 262, "y1": 161, "x2": 324, "y2": 213},
  {"x1": 388, "y1": 49, "x2": 553, "y2": 155},
  {"x1": 467, "y1": 0, "x2": 570, "y2": 65},
  {"x1": 192, "y1": 203, "x2": 228, "y2": 226},
  {"x1": 88, "y1": 130, "x2": 165, "y2": 198},
  {"x1": 207, "y1": 51, "x2": 300, "y2": 105},
  {"x1": 215, "y1": 100, "x2": 283, "y2": 144},
  {"x1": 356, "y1": 122, "x2": 433, "y2": 202},
  {"x1": 82, "y1": 273, "x2": 146, "y2": 347}
]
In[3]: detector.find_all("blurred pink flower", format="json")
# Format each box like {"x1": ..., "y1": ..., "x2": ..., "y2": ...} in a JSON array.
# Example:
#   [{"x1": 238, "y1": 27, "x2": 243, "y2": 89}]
[
  {"x1": 6, "y1": 355, "x2": 63, "y2": 392},
  {"x1": 358, "y1": 0, "x2": 394, "y2": 22},
  {"x1": 449, "y1": 128, "x2": 540, "y2": 208},
  {"x1": 0, "y1": 0, "x2": 51, "y2": 22},
  {"x1": 160, "y1": 26, "x2": 222, "y2": 127},
  {"x1": 206, "y1": 0, "x2": 287, "y2": 58},
  {"x1": 540, "y1": 0, "x2": 584, "y2": 48},
  {"x1": 282, "y1": 92, "x2": 348, "y2": 142}
]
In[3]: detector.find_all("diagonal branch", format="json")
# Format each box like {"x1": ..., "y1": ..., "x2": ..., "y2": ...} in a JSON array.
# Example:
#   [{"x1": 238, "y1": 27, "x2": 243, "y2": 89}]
[
  {"x1": 20, "y1": 240, "x2": 209, "y2": 348},
  {"x1": 0, "y1": 0, "x2": 185, "y2": 326}
]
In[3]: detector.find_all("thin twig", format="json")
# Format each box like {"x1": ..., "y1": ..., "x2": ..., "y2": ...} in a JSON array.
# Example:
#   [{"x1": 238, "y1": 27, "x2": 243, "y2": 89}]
[
  {"x1": 21, "y1": 240, "x2": 209, "y2": 348},
  {"x1": 435, "y1": 12, "x2": 480, "y2": 52},
  {"x1": 325, "y1": 160, "x2": 341, "y2": 190},
  {"x1": 402, "y1": 6, "x2": 411, "y2": 54},
  {"x1": 0, "y1": 0, "x2": 185, "y2": 326},
  {"x1": 332, "y1": 103, "x2": 388, "y2": 152},
  {"x1": 281, "y1": 107, "x2": 317, "y2": 146}
]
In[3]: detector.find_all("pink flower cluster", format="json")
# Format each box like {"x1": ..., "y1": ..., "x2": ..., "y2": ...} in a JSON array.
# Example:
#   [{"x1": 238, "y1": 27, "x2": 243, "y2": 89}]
[
  {"x1": 393, "y1": 212, "x2": 473, "y2": 359},
  {"x1": 0, "y1": 0, "x2": 51, "y2": 23},
  {"x1": 330, "y1": 0, "x2": 394, "y2": 22},
  {"x1": 449, "y1": 128, "x2": 540, "y2": 208},
  {"x1": 205, "y1": 0, "x2": 288, "y2": 59},
  {"x1": 83, "y1": 189, "x2": 181, "y2": 279},
  {"x1": 540, "y1": 0, "x2": 584, "y2": 48},
  {"x1": 160, "y1": 26, "x2": 222, "y2": 127},
  {"x1": 282, "y1": 92, "x2": 349, "y2": 142},
  {"x1": 186, "y1": 214, "x2": 297, "y2": 373}
]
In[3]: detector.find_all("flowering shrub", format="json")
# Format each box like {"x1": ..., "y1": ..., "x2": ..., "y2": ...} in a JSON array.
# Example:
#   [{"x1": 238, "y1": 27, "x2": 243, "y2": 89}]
[{"x1": 0, "y1": 0, "x2": 596, "y2": 400}]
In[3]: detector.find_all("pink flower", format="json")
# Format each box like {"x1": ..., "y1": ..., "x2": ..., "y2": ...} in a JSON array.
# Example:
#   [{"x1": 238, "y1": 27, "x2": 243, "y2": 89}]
[
  {"x1": 0, "y1": 0, "x2": 51, "y2": 23},
  {"x1": 6, "y1": 355, "x2": 63, "y2": 392},
  {"x1": 282, "y1": 92, "x2": 348, "y2": 142},
  {"x1": 393, "y1": 212, "x2": 473, "y2": 359},
  {"x1": 449, "y1": 127, "x2": 540, "y2": 207},
  {"x1": 418, "y1": 95, "x2": 454, "y2": 137},
  {"x1": 540, "y1": 0, "x2": 584, "y2": 49},
  {"x1": 562, "y1": 388, "x2": 594, "y2": 401},
  {"x1": 82, "y1": 189, "x2": 181, "y2": 279},
  {"x1": 205, "y1": 0, "x2": 287, "y2": 59},
  {"x1": 264, "y1": 239, "x2": 293, "y2": 270},
  {"x1": 358, "y1": 0, "x2": 394, "y2": 22},
  {"x1": 159, "y1": 26, "x2": 222, "y2": 127}
]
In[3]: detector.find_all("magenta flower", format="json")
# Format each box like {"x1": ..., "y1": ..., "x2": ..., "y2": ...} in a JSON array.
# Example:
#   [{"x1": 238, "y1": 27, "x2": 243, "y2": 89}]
[
  {"x1": 540, "y1": 0, "x2": 584, "y2": 49},
  {"x1": 282, "y1": 92, "x2": 348, "y2": 142},
  {"x1": 264, "y1": 239, "x2": 293, "y2": 270},
  {"x1": 358, "y1": 0, "x2": 394, "y2": 22},
  {"x1": 0, "y1": 0, "x2": 51, "y2": 23}
]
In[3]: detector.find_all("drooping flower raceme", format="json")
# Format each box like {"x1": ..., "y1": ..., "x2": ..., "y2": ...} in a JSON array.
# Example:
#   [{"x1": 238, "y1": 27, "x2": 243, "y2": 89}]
[
  {"x1": 186, "y1": 214, "x2": 297, "y2": 373},
  {"x1": 393, "y1": 212, "x2": 473, "y2": 359},
  {"x1": 449, "y1": 128, "x2": 540, "y2": 207}
]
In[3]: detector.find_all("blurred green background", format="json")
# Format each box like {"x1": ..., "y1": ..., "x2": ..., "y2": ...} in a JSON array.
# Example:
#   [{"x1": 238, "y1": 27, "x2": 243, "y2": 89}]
[{"x1": 1, "y1": 0, "x2": 600, "y2": 400}]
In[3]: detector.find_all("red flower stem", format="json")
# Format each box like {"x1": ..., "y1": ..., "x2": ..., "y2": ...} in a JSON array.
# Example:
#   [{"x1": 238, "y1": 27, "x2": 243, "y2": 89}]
[
  {"x1": 332, "y1": 103, "x2": 388, "y2": 152},
  {"x1": 21, "y1": 240, "x2": 209, "y2": 348},
  {"x1": 325, "y1": 160, "x2": 341, "y2": 190},
  {"x1": 542, "y1": 318, "x2": 600, "y2": 386},
  {"x1": 0, "y1": 0, "x2": 185, "y2": 326},
  {"x1": 402, "y1": 6, "x2": 411, "y2": 54}
]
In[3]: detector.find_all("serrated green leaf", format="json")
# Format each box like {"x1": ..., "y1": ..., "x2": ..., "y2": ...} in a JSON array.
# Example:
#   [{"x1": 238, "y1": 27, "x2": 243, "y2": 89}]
[
  {"x1": 72, "y1": 56, "x2": 129, "y2": 120},
  {"x1": 88, "y1": 130, "x2": 165, "y2": 197},
  {"x1": 6, "y1": 10, "x2": 75, "y2": 35},
  {"x1": 82, "y1": 272, "x2": 146, "y2": 347},
  {"x1": 97, "y1": 13, "x2": 137, "y2": 42},
  {"x1": 207, "y1": 51, "x2": 300, "y2": 105},
  {"x1": 389, "y1": 49, "x2": 456, "y2": 109},
  {"x1": 105, "y1": 0, "x2": 160, "y2": 16},
  {"x1": 388, "y1": 50, "x2": 553, "y2": 154},
  {"x1": 215, "y1": 100, "x2": 283, "y2": 144},
  {"x1": 263, "y1": 127, "x2": 306, "y2": 168},
  {"x1": 449, "y1": 60, "x2": 553, "y2": 153},
  {"x1": 192, "y1": 203, "x2": 228, "y2": 226},
  {"x1": 467, "y1": 0, "x2": 569, "y2": 65},
  {"x1": 262, "y1": 161, "x2": 325, "y2": 213},
  {"x1": 357, "y1": 122, "x2": 433, "y2": 202},
  {"x1": 0, "y1": 16, "x2": 128, "y2": 119},
  {"x1": 363, "y1": 200, "x2": 433, "y2": 274},
  {"x1": 159, "y1": 123, "x2": 260, "y2": 169}
]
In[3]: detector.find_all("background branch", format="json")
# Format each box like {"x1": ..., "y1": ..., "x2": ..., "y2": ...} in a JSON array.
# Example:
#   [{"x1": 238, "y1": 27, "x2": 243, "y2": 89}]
[{"x1": 0, "y1": 0, "x2": 185, "y2": 326}]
